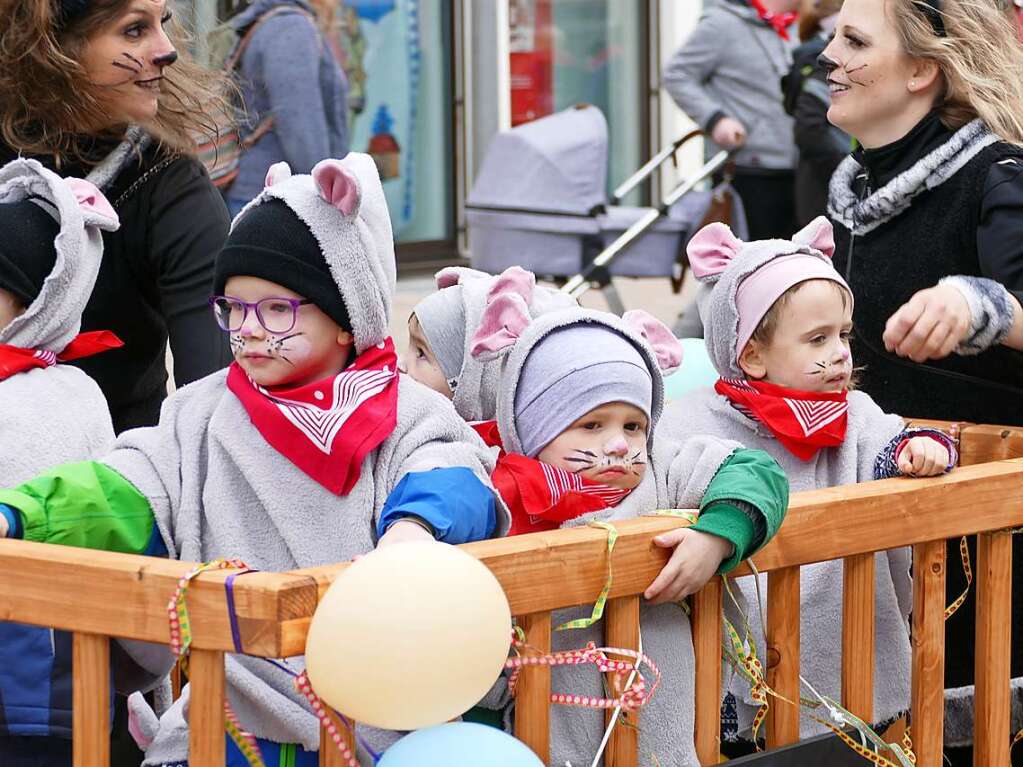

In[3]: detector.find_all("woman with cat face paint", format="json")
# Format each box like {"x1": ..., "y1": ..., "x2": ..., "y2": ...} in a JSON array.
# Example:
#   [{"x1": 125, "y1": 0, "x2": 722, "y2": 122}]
[
  {"x1": 0, "y1": 0, "x2": 232, "y2": 435},
  {"x1": 820, "y1": 1, "x2": 1023, "y2": 761}
]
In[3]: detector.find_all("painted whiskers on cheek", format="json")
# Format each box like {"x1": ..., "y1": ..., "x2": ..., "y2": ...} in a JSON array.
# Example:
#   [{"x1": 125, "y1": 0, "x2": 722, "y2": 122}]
[
  {"x1": 562, "y1": 448, "x2": 647, "y2": 477},
  {"x1": 265, "y1": 332, "x2": 305, "y2": 365},
  {"x1": 229, "y1": 334, "x2": 245, "y2": 356}
]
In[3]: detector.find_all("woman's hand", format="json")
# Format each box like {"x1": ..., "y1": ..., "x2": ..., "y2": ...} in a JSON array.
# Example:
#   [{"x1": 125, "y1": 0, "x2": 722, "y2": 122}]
[
  {"x1": 883, "y1": 284, "x2": 972, "y2": 362},
  {"x1": 643, "y1": 528, "x2": 733, "y2": 604},
  {"x1": 711, "y1": 117, "x2": 748, "y2": 150},
  {"x1": 897, "y1": 436, "x2": 951, "y2": 477}
]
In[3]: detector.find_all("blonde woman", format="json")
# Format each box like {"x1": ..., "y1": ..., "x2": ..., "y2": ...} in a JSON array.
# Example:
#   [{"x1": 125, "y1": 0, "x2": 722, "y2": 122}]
[
  {"x1": 821, "y1": 1, "x2": 1023, "y2": 761},
  {"x1": 0, "y1": 0, "x2": 233, "y2": 435}
]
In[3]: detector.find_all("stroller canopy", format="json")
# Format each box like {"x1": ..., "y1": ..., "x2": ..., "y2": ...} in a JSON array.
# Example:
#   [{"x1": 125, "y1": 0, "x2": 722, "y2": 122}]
[{"x1": 467, "y1": 105, "x2": 608, "y2": 216}]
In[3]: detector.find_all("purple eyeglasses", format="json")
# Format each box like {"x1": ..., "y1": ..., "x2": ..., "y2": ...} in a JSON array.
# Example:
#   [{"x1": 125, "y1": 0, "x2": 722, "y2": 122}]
[{"x1": 209, "y1": 295, "x2": 313, "y2": 334}]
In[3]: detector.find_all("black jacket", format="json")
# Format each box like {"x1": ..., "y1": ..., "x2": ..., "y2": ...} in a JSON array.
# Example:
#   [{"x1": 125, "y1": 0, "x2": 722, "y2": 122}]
[{"x1": 0, "y1": 137, "x2": 232, "y2": 432}]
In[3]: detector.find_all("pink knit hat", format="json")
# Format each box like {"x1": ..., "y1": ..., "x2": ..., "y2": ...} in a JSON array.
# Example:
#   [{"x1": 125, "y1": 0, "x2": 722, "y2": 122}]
[{"x1": 734, "y1": 253, "x2": 852, "y2": 361}]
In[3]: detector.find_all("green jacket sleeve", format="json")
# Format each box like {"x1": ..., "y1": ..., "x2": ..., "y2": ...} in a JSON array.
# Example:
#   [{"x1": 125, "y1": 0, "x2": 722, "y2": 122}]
[
  {"x1": 692, "y1": 448, "x2": 789, "y2": 573},
  {"x1": 0, "y1": 461, "x2": 162, "y2": 555}
]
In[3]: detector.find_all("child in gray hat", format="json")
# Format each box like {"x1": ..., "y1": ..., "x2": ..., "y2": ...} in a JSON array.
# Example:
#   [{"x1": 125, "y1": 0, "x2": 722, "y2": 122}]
[
  {"x1": 662, "y1": 216, "x2": 959, "y2": 749},
  {"x1": 469, "y1": 290, "x2": 789, "y2": 766},
  {"x1": 401, "y1": 265, "x2": 574, "y2": 423}
]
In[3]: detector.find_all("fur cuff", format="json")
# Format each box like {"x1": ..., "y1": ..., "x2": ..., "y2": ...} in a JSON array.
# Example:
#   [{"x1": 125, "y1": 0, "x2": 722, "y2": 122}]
[{"x1": 940, "y1": 275, "x2": 1014, "y2": 355}]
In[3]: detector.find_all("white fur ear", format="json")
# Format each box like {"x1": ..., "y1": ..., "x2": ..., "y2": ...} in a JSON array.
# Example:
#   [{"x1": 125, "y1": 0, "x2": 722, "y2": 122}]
[
  {"x1": 792, "y1": 216, "x2": 835, "y2": 258},
  {"x1": 435, "y1": 266, "x2": 490, "y2": 290},
  {"x1": 264, "y1": 162, "x2": 292, "y2": 187}
]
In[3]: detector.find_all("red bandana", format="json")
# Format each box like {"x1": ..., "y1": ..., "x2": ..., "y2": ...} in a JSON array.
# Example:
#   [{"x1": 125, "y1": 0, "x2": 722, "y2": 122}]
[
  {"x1": 748, "y1": 0, "x2": 797, "y2": 40},
  {"x1": 227, "y1": 338, "x2": 399, "y2": 496},
  {"x1": 0, "y1": 331, "x2": 123, "y2": 381},
  {"x1": 494, "y1": 452, "x2": 632, "y2": 536},
  {"x1": 470, "y1": 419, "x2": 504, "y2": 450},
  {"x1": 715, "y1": 377, "x2": 848, "y2": 461}
]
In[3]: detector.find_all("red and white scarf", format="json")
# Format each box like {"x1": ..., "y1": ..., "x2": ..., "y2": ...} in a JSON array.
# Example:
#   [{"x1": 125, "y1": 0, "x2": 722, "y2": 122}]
[
  {"x1": 227, "y1": 338, "x2": 399, "y2": 495},
  {"x1": 0, "y1": 330, "x2": 123, "y2": 382},
  {"x1": 716, "y1": 377, "x2": 849, "y2": 461},
  {"x1": 749, "y1": 0, "x2": 798, "y2": 40},
  {"x1": 494, "y1": 452, "x2": 632, "y2": 536}
]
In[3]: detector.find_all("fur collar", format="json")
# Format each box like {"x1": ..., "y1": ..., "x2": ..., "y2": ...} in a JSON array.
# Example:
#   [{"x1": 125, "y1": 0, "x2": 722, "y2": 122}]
[{"x1": 828, "y1": 119, "x2": 998, "y2": 235}]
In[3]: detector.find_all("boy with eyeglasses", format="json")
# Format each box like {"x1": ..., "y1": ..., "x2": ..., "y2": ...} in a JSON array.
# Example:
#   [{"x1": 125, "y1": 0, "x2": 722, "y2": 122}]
[{"x1": 0, "y1": 156, "x2": 506, "y2": 767}]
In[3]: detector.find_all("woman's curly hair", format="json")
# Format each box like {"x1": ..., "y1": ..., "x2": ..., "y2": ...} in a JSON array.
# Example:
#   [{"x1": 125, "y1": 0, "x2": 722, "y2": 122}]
[{"x1": 0, "y1": 0, "x2": 232, "y2": 164}]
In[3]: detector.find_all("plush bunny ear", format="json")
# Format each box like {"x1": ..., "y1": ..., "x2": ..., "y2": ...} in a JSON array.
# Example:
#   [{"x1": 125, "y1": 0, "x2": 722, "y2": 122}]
[
  {"x1": 686, "y1": 222, "x2": 743, "y2": 282},
  {"x1": 312, "y1": 159, "x2": 361, "y2": 216},
  {"x1": 126, "y1": 691, "x2": 158, "y2": 750},
  {"x1": 791, "y1": 216, "x2": 835, "y2": 258},
  {"x1": 66, "y1": 177, "x2": 118, "y2": 229},
  {"x1": 469, "y1": 269, "x2": 537, "y2": 359},
  {"x1": 264, "y1": 162, "x2": 292, "y2": 187},
  {"x1": 623, "y1": 309, "x2": 684, "y2": 375},
  {"x1": 485, "y1": 266, "x2": 536, "y2": 304}
]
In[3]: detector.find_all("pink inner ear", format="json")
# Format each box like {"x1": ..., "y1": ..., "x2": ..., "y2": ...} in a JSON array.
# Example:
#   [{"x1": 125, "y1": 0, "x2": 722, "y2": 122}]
[
  {"x1": 264, "y1": 162, "x2": 292, "y2": 188},
  {"x1": 687, "y1": 222, "x2": 742, "y2": 278},
  {"x1": 435, "y1": 267, "x2": 463, "y2": 289},
  {"x1": 793, "y1": 216, "x2": 836, "y2": 258},
  {"x1": 469, "y1": 293, "x2": 532, "y2": 357},
  {"x1": 66, "y1": 178, "x2": 116, "y2": 221},
  {"x1": 623, "y1": 309, "x2": 684, "y2": 372},
  {"x1": 486, "y1": 266, "x2": 536, "y2": 304},
  {"x1": 312, "y1": 160, "x2": 360, "y2": 216}
]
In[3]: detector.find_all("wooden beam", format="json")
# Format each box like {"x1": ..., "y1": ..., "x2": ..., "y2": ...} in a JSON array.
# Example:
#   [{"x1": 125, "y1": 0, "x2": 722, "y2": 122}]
[
  {"x1": 73, "y1": 633, "x2": 109, "y2": 767},
  {"x1": 604, "y1": 595, "x2": 641, "y2": 767},
  {"x1": 958, "y1": 425, "x2": 1023, "y2": 467},
  {"x1": 973, "y1": 532, "x2": 1013, "y2": 767},
  {"x1": 911, "y1": 541, "x2": 946, "y2": 767},
  {"x1": 320, "y1": 709, "x2": 356, "y2": 767},
  {"x1": 189, "y1": 649, "x2": 225, "y2": 767},
  {"x1": 692, "y1": 578, "x2": 723, "y2": 765},
  {"x1": 766, "y1": 567, "x2": 801, "y2": 748},
  {"x1": 515, "y1": 612, "x2": 552, "y2": 764},
  {"x1": 841, "y1": 553, "x2": 875, "y2": 724},
  {"x1": 0, "y1": 540, "x2": 318, "y2": 655}
]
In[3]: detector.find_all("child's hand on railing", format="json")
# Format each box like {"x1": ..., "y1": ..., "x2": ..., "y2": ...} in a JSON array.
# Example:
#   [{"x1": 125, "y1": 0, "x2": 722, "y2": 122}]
[
  {"x1": 898, "y1": 436, "x2": 952, "y2": 478},
  {"x1": 643, "y1": 529, "x2": 734, "y2": 604},
  {"x1": 377, "y1": 516, "x2": 436, "y2": 548}
]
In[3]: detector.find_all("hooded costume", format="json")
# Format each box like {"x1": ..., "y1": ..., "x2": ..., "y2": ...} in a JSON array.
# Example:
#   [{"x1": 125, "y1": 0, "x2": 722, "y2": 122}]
[
  {"x1": 661, "y1": 217, "x2": 958, "y2": 740},
  {"x1": 470, "y1": 295, "x2": 789, "y2": 766},
  {"x1": 0, "y1": 155, "x2": 507, "y2": 766}
]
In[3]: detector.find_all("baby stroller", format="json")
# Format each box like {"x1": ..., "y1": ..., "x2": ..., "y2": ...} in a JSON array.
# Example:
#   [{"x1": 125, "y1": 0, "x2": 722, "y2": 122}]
[{"x1": 465, "y1": 104, "x2": 745, "y2": 317}]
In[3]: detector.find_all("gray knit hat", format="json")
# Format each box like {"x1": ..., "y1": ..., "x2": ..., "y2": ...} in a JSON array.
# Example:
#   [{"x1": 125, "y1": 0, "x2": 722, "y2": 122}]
[
  {"x1": 413, "y1": 266, "x2": 578, "y2": 421},
  {"x1": 470, "y1": 301, "x2": 683, "y2": 457}
]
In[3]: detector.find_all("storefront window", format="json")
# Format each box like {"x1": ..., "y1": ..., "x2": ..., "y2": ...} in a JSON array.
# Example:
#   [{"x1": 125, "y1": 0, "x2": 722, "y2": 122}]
[{"x1": 509, "y1": 0, "x2": 648, "y2": 203}]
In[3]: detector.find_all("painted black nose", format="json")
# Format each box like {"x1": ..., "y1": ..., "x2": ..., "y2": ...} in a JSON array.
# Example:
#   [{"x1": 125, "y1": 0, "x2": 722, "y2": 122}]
[
  {"x1": 154, "y1": 50, "x2": 178, "y2": 67},
  {"x1": 816, "y1": 52, "x2": 839, "y2": 74}
]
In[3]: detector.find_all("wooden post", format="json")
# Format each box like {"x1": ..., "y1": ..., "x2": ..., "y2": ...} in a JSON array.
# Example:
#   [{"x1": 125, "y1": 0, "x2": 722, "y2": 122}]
[
  {"x1": 73, "y1": 632, "x2": 110, "y2": 767},
  {"x1": 842, "y1": 553, "x2": 875, "y2": 724},
  {"x1": 911, "y1": 541, "x2": 946, "y2": 767},
  {"x1": 692, "y1": 578, "x2": 724, "y2": 765},
  {"x1": 189, "y1": 649, "x2": 226, "y2": 767},
  {"x1": 604, "y1": 595, "x2": 641, "y2": 767},
  {"x1": 515, "y1": 612, "x2": 552, "y2": 764},
  {"x1": 973, "y1": 532, "x2": 1013, "y2": 767},
  {"x1": 320, "y1": 709, "x2": 356, "y2": 767},
  {"x1": 766, "y1": 566, "x2": 801, "y2": 748},
  {"x1": 171, "y1": 660, "x2": 184, "y2": 700}
]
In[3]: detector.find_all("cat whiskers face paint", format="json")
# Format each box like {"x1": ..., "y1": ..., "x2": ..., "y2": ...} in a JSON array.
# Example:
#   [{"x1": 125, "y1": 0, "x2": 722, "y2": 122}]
[
  {"x1": 562, "y1": 447, "x2": 648, "y2": 478},
  {"x1": 265, "y1": 332, "x2": 309, "y2": 366}
]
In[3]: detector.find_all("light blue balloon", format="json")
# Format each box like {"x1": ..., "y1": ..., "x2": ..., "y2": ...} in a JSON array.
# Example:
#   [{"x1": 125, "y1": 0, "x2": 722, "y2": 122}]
[
  {"x1": 378, "y1": 722, "x2": 544, "y2": 767},
  {"x1": 663, "y1": 338, "x2": 718, "y2": 401}
]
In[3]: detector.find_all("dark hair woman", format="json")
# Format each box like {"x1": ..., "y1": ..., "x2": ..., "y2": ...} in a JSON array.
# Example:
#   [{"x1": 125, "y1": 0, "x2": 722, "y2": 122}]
[
  {"x1": 0, "y1": 0, "x2": 233, "y2": 434},
  {"x1": 821, "y1": 0, "x2": 1023, "y2": 762}
]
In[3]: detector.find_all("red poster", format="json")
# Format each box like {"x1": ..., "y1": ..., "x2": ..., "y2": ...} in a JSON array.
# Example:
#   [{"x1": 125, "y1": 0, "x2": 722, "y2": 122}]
[{"x1": 509, "y1": 0, "x2": 553, "y2": 126}]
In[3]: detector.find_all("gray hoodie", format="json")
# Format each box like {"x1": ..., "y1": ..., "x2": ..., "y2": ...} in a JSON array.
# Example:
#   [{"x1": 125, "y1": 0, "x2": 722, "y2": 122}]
[
  {"x1": 485, "y1": 308, "x2": 744, "y2": 766},
  {"x1": 661, "y1": 223, "x2": 913, "y2": 737},
  {"x1": 0, "y1": 159, "x2": 117, "y2": 484},
  {"x1": 663, "y1": 0, "x2": 797, "y2": 171},
  {"x1": 228, "y1": 0, "x2": 349, "y2": 203}
]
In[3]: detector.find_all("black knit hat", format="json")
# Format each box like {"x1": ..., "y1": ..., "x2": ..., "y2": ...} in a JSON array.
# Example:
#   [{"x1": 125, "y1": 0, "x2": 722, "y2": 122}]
[
  {"x1": 213, "y1": 199, "x2": 352, "y2": 332},
  {"x1": 0, "y1": 198, "x2": 60, "y2": 306}
]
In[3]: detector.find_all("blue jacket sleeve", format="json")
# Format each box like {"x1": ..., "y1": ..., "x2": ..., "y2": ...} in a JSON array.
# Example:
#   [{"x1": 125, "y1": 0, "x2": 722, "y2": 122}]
[{"x1": 377, "y1": 467, "x2": 497, "y2": 544}]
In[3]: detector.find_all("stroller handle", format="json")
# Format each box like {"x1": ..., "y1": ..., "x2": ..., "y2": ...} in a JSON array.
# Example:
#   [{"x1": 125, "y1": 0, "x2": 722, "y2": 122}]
[
  {"x1": 609, "y1": 130, "x2": 703, "y2": 206},
  {"x1": 562, "y1": 149, "x2": 731, "y2": 299}
]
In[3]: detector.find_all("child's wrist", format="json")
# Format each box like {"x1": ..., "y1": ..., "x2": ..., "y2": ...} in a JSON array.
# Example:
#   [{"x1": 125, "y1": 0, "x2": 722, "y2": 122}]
[{"x1": 385, "y1": 514, "x2": 436, "y2": 539}]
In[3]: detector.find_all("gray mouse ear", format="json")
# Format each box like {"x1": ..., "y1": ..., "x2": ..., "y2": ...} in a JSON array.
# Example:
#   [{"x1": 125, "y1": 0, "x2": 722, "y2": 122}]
[
  {"x1": 127, "y1": 691, "x2": 159, "y2": 748},
  {"x1": 791, "y1": 216, "x2": 835, "y2": 258},
  {"x1": 686, "y1": 221, "x2": 744, "y2": 284}
]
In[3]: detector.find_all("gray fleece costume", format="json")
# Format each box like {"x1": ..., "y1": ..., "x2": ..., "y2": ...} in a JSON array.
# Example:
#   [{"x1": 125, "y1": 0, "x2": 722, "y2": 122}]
[
  {"x1": 105, "y1": 155, "x2": 505, "y2": 765},
  {"x1": 483, "y1": 308, "x2": 751, "y2": 766},
  {"x1": 0, "y1": 159, "x2": 117, "y2": 483},
  {"x1": 412, "y1": 266, "x2": 576, "y2": 421},
  {"x1": 661, "y1": 224, "x2": 914, "y2": 738}
]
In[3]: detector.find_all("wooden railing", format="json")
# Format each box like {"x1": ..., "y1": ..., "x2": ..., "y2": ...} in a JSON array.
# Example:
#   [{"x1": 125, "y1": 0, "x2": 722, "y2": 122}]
[{"x1": 0, "y1": 423, "x2": 1021, "y2": 767}]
